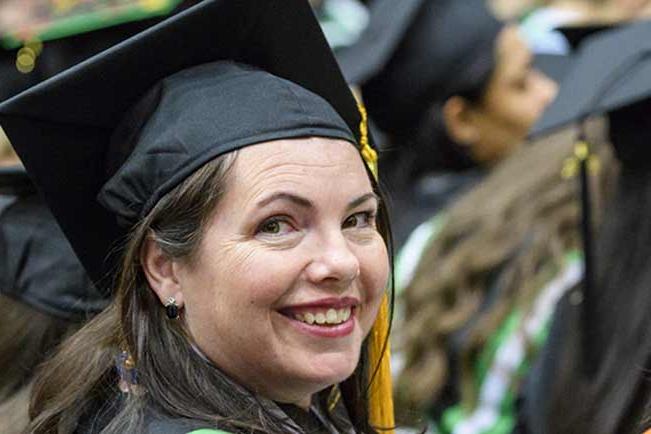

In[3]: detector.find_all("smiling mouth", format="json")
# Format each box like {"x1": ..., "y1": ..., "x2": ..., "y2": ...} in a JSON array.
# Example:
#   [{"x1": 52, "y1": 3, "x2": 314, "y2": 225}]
[{"x1": 280, "y1": 306, "x2": 354, "y2": 326}]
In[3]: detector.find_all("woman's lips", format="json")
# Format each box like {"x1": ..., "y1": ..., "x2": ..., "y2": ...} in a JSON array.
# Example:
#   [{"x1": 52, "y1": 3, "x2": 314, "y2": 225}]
[{"x1": 278, "y1": 297, "x2": 358, "y2": 338}]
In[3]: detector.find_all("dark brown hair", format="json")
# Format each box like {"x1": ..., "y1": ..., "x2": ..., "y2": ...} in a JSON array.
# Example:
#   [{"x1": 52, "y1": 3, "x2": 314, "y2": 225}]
[{"x1": 0, "y1": 295, "x2": 78, "y2": 434}]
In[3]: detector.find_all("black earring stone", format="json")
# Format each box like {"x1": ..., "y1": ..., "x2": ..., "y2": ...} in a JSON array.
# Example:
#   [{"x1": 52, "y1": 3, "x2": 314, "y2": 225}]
[{"x1": 165, "y1": 302, "x2": 179, "y2": 319}]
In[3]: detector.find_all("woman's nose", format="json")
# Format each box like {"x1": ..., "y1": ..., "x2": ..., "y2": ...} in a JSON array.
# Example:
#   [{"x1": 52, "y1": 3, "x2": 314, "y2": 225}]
[
  {"x1": 304, "y1": 231, "x2": 360, "y2": 289},
  {"x1": 533, "y1": 70, "x2": 559, "y2": 108}
]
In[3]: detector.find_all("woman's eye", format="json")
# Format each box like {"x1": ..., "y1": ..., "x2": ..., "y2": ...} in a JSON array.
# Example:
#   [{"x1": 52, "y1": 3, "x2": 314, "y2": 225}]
[
  {"x1": 257, "y1": 218, "x2": 293, "y2": 236},
  {"x1": 343, "y1": 211, "x2": 375, "y2": 229}
]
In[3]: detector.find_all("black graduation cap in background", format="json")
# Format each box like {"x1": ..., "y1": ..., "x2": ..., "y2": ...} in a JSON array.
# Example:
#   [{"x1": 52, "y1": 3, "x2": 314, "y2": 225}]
[
  {"x1": 558, "y1": 23, "x2": 615, "y2": 51},
  {"x1": 533, "y1": 21, "x2": 651, "y2": 138},
  {"x1": 532, "y1": 24, "x2": 614, "y2": 84},
  {"x1": 336, "y1": 0, "x2": 503, "y2": 134},
  {"x1": 531, "y1": 20, "x2": 651, "y2": 374},
  {"x1": 0, "y1": 171, "x2": 106, "y2": 320},
  {"x1": 0, "y1": 0, "x2": 367, "y2": 293}
]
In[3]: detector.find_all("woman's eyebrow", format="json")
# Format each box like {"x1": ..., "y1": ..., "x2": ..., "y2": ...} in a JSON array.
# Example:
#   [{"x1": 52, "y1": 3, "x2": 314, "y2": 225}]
[
  {"x1": 347, "y1": 192, "x2": 380, "y2": 211},
  {"x1": 256, "y1": 192, "x2": 313, "y2": 209},
  {"x1": 255, "y1": 191, "x2": 379, "y2": 210}
]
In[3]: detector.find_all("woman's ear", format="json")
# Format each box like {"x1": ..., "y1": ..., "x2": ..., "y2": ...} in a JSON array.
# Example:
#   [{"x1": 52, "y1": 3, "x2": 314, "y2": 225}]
[
  {"x1": 141, "y1": 236, "x2": 184, "y2": 308},
  {"x1": 442, "y1": 96, "x2": 481, "y2": 146}
]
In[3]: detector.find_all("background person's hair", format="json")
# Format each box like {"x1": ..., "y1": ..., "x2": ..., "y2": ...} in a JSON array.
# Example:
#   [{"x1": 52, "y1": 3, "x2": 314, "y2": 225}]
[
  {"x1": 28, "y1": 150, "x2": 394, "y2": 434},
  {"x1": 0, "y1": 295, "x2": 78, "y2": 434},
  {"x1": 382, "y1": 78, "x2": 490, "y2": 188},
  {"x1": 541, "y1": 161, "x2": 651, "y2": 434},
  {"x1": 394, "y1": 120, "x2": 617, "y2": 420}
]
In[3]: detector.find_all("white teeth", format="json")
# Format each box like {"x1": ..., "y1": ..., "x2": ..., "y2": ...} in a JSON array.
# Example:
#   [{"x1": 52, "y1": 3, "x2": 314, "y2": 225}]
[
  {"x1": 326, "y1": 309, "x2": 338, "y2": 323},
  {"x1": 292, "y1": 307, "x2": 352, "y2": 326}
]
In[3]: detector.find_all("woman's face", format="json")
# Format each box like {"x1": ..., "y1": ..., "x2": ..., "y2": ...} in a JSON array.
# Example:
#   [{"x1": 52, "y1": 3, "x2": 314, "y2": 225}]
[
  {"x1": 176, "y1": 137, "x2": 388, "y2": 407},
  {"x1": 466, "y1": 25, "x2": 558, "y2": 164}
]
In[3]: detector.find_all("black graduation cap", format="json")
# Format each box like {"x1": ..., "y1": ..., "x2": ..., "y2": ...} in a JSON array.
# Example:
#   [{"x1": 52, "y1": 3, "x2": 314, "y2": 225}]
[
  {"x1": 558, "y1": 23, "x2": 615, "y2": 51},
  {"x1": 532, "y1": 21, "x2": 651, "y2": 138},
  {"x1": 0, "y1": 0, "x2": 367, "y2": 293},
  {"x1": 0, "y1": 174, "x2": 106, "y2": 320},
  {"x1": 336, "y1": 0, "x2": 503, "y2": 134},
  {"x1": 532, "y1": 24, "x2": 614, "y2": 85}
]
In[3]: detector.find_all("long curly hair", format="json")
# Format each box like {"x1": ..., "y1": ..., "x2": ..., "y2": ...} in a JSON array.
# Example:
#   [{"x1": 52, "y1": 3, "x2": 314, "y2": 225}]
[{"x1": 394, "y1": 120, "x2": 618, "y2": 420}]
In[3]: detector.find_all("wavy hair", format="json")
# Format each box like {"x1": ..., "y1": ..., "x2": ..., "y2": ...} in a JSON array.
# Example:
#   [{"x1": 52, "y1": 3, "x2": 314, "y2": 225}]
[{"x1": 394, "y1": 121, "x2": 617, "y2": 420}]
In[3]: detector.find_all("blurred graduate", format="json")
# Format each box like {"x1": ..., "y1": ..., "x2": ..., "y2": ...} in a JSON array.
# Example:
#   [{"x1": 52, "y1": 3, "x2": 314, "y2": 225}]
[
  {"x1": 521, "y1": 20, "x2": 651, "y2": 434},
  {"x1": 337, "y1": 0, "x2": 558, "y2": 248}
]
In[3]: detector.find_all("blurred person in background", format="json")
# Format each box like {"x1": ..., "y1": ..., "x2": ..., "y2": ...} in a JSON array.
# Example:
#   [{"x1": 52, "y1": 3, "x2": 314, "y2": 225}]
[
  {"x1": 392, "y1": 22, "x2": 621, "y2": 433},
  {"x1": 0, "y1": 3, "x2": 196, "y2": 433},
  {"x1": 394, "y1": 121, "x2": 616, "y2": 431},
  {"x1": 338, "y1": 0, "x2": 557, "y2": 248},
  {"x1": 0, "y1": 156, "x2": 106, "y2": 434},
  {"x1": 521, "y1": 21, "x2": 651, "y2": 434}
]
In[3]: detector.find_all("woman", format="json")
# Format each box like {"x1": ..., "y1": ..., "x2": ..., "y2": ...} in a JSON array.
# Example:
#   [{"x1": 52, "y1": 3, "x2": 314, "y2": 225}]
[
  {"x1": 337, "y1": 0, "x2": 558, "y2": 247},
  {"x1": 519, "y1": 22, "x2": 651, "y2": 434},
  {"x1": 0, "y1": 1, "x2": 394, "y2": 433}
]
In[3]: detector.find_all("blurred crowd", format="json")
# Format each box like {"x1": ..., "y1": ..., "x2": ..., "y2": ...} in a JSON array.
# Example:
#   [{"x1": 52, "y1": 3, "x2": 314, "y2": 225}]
[{"x1": 2, "y1": 0, "x2": 651, "y2": 433}]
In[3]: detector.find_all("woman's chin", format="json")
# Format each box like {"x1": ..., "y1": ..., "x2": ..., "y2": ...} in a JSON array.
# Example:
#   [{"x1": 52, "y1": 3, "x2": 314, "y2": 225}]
[{"x1": 291, "y1": 351, "x2": 360, "y2": 389}]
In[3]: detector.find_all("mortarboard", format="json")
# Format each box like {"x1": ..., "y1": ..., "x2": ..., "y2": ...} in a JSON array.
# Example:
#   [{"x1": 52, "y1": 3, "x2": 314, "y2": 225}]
[
  {"x1": 0, "y1": 0, "x2": 394, "y2": 428},
  {"x1": 532, "y1": 24, "x2": 614, "y2": 87},
  {"x1": 557, "y1": 23, "x2": 615, "y2": 51},
  {"x1": 336, "y1": 0, "x2": 503, "y2": 134},
  {"x1": 0, "y1": 0, "x2": 367, "y2": 287},
  {"x1": 0, "y1": 169, "x2": 106, "y2": 320},
  {"x1": 532, "y1": 21, "x2": 651, "y2": 138}
]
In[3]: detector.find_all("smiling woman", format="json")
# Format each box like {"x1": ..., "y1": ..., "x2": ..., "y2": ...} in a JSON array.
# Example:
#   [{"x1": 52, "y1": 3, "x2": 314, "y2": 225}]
[
  {"x1": 0, "y1": 1, "x2": 394, "y2": 433},
  {"x1": 148, "y1": 138, "x2": 388, "y2": 410}
]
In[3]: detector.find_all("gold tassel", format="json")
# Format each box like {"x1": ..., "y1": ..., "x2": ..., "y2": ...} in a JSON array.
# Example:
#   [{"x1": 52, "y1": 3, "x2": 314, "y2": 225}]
[
  {"x1": 368, "y1": 296, "x2": 394, "y2": 432},
  {"x1": 356, "y1": 99, "x2": 394, "y2": 432},
  {"x1": 357, "y1": 101, "x2": 378, "y2": 179},
  {"x1": 561, "y1": 140, "x2": 600, "y2": 179}
]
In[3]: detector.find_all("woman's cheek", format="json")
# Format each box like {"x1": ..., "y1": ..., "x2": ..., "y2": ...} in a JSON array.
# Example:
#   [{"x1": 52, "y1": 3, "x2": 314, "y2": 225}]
[{"x1": 359, "y1": 240, "x2": 390, "y2": 328}]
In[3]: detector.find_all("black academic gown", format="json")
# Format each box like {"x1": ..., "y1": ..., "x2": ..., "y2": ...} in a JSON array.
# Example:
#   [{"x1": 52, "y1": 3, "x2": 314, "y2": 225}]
[
  {"x1": 77, "y1": 391, "x2": 356, "y2": 434},
  {"x1": 386, "y1": 169, "x2": 483, "y2": 249},
  {"x1": 520, "y1": 289, "x2": 651, "y2": 434}
]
